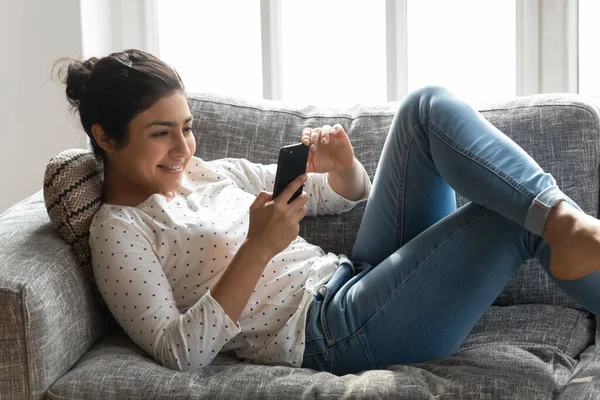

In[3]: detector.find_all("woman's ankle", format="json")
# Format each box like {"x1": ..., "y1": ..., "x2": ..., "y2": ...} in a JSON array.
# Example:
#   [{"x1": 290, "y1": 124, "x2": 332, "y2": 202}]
[{"x1": 542, "y1": 200, "x2": 578, "y2": 246}]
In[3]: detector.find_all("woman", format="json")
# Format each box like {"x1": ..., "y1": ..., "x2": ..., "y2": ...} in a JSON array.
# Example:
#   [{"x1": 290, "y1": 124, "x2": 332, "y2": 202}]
[{"x1": 58, "y1": 49, "x2": 600, "y2": 375}]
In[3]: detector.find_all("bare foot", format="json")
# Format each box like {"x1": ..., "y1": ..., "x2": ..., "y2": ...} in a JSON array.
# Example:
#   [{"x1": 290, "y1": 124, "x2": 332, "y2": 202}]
[{"x1": 543, "y1": 201, "x2": 600, "y2": 280}]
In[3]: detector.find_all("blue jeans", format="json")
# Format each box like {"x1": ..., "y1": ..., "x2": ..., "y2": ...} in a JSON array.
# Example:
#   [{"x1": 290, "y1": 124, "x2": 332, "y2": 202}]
[{"x1": 301, "y1": 86, "x2": 600, "y2": 375}]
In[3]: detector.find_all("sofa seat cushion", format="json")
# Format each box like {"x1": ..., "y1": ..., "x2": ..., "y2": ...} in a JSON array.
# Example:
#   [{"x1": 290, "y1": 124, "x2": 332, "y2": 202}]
[
  {"x1": 47, "y1": 305, "x2": 594, "y2": 400},
  {"x1": 558, "y1": 344, "x2": 600, "y2": 399}
]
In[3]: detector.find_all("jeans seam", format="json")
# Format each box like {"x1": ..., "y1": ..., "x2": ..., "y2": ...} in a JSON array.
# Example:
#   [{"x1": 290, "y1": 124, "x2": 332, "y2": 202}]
[
  {"x1": 356, "y1": 330, "x2": 376, "y2": 370},
  {"x1": 424, "y1": 120, "x2": 537, "y2": 204},
  {"x1": 303, "y1": 348, "x2": 326, "y2": 356},
  {"x1": 320, "y1": 293, "x2": 335, "y2": 347},
  {"x1": 359, "y1": 208, "x2": 496, "y2": 331},
  {"x1": 397, "y1": 127, "x2": 417, "y2": 248},
  {"x1": 304, "y1": 334, "x2": 326, "y2": 343}
]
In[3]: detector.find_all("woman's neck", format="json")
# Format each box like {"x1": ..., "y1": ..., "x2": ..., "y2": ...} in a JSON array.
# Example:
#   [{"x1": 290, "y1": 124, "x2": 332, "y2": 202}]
[{"x1": 102, "y1": 169, "x2": 174, "y2": 207}]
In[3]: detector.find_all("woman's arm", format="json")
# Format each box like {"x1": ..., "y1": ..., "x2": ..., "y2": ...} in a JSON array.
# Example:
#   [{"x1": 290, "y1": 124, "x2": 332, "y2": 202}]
[
  {"x1": 327, "y1": 157, "x2": 368, "y2": 201},
  {"x1": 213, "y1": 173, "x2": 309, "y2": 322},
  {"x1": 91, "y1": 215, "x2": 243, "y2": 371},
  {"x1": 211, "y1": 237, "x2": 271, "y2": 323}
]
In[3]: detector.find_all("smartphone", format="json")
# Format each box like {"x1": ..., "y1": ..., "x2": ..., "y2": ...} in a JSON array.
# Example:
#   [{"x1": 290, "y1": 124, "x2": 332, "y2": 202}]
[{"x1": 272, "y1": 143, "x2": 310, "y2": 203}]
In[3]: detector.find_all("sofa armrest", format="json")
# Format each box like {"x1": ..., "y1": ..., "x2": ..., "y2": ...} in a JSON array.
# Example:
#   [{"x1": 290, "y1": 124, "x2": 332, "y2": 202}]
[{"x1": 0, "y1": 191, "x2": 113, "y2": 400}]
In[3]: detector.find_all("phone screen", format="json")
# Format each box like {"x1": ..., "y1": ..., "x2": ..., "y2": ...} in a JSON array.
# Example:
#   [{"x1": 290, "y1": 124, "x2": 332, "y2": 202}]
[{"x1": 272, "y1": 143, "x2": 310, "y2": 203}]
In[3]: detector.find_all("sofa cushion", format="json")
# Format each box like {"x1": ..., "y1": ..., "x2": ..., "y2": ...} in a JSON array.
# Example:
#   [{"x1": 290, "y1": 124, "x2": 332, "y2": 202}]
[
  {"x1": 559, "y1": 344, "x2": 600, "y2": 399},
  {"x1": 46, "y1": 305, "x2": 594, "y2": 400},
  {"x1": 43, "y1": 149, "x2": 105, "y2": 307}
]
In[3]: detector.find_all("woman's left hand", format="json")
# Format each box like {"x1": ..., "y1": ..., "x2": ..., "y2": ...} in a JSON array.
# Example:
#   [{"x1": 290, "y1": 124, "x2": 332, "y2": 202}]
[{"x1": 301, "y1": 124, "x2": 355, "y2": 174}]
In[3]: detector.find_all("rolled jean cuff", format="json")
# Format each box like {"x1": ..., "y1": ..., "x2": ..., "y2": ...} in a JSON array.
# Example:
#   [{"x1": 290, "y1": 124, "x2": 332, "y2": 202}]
[{"x1": 524, "y1": 184, "x2": 575, "y2": 236}]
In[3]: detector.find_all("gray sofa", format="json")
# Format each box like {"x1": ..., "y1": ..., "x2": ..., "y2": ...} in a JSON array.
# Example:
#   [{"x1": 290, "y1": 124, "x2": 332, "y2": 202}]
[{"x1": 2, "y1": 91, "x2": 600, "y2": 399}]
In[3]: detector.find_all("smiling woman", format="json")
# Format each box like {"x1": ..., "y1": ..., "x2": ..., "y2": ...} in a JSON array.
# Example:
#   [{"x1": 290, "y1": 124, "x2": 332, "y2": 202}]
[
  {"x1": 53, "y1": 50, "x2": 195, "y2": 206},
  {"x1": 93, "y1": 93, "x2": 195, "y2": 207}
]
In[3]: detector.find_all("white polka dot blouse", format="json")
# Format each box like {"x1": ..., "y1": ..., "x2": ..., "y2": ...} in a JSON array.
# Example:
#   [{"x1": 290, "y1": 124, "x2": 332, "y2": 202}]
[{"x1": 89, "y1": 156, "x2": 371, "y2": 371}]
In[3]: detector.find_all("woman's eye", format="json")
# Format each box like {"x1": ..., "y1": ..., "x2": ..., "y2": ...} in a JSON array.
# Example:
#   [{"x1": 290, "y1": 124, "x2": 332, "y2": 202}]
[
  {"x1": 184, "y1": 126, "x2": 193, "y2": 134},
  {"x1": 153, "y1": 131, "x2": 168, "y2": 137}
]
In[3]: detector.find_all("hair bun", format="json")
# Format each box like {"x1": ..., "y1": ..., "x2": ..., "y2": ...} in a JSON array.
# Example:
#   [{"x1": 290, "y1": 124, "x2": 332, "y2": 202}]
[{"x1": 62, "y1": 57, "x2": 99, "y2": 105}]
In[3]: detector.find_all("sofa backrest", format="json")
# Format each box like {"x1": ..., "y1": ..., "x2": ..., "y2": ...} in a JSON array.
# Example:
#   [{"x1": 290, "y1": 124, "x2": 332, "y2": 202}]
[{"x1": 188, "y1": 92, "x2": 600, "y2": 308}]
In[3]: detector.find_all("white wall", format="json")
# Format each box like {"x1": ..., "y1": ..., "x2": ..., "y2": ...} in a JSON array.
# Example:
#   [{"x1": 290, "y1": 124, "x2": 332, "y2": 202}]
[{"x1": 0, "y1": 0, "x2": 87, "y2": 213}]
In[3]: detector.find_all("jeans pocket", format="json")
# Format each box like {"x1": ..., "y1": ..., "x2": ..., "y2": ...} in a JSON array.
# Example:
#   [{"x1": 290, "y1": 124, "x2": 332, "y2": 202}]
[{"x1": 315, "y1": 256, "x2": 355, "y2": 303}]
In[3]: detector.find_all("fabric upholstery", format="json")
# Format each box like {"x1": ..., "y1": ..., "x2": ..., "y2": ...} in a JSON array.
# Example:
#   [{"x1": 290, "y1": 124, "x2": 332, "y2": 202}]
[
  {"x1": 47, "y1": 305, "x2": 593, "y2": 400},
  {"x1": 0, "y1": 193, "x2": 115, "y2": 400},
  {"x1": 559, "y1": 345, "x2": 600, "y2": 399}
]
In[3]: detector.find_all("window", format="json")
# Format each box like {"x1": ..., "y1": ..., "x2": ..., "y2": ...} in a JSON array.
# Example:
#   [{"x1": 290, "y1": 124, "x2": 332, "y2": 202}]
[
  {"x1": 155, "y1": 1, "x2": 591, "y2": 106},
  {"x1": 157, "y1": 0, "x2": 263, "y2": 99},
  {"x1": 578, "y1": 0, "x2": 600, "y2": 99},
  {"x1": 280, "y1": 0, "x2": 386, "y2": 107},
  {"x1": 407, "y1": 0, "x2": 516, "y2": 104}
]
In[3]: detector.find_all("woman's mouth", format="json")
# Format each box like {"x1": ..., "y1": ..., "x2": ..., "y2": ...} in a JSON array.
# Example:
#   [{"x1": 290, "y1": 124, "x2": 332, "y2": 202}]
[{"x1": 158, "y1": 164, "x2": 183, "y2": 173}]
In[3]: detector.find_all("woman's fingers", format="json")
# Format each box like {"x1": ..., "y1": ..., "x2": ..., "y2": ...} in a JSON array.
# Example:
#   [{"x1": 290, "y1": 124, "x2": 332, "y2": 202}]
[
  {"x1": 309, "y1": 128, "x2": 321, "y2": 151},
  {"x1": 301, "y1": 125, "x2": 339, "y2": 150},
  {"x1": 301, "y1": 123, "x2": 344, "y2": 150},
  {"x1": 290, "y1": 194, "x2": 308, "y2": 220},
  {"x1": 321, "y1": 124, "x2": 332, "y2": 144},
  {"x1": 301, "y1": 128, "x2": 322, "y2": 151},
  {"x1": 275, "y1": 174, "x2": 308, "y2": 205},
  {"x1": 250, "y1": 191, "x2": 271, "y2": 211},
  {"x1": 292, "y1": 205, "x2": 308, "y2": 222},
  {"x1": 302, "y1": 128, "x2": 311, "y2": 145}
]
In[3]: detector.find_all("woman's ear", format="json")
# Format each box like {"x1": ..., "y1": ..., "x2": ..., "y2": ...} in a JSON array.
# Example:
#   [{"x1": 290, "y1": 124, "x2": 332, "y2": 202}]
[{"x1": 91, "y1": 124, "x2": 118, "y2": 153}]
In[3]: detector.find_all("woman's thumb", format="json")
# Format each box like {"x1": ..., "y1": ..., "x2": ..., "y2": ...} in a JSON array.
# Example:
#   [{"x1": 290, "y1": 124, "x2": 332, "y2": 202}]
[{"x1": 250, "y1": 191, "x2": 271, "y2": 210}]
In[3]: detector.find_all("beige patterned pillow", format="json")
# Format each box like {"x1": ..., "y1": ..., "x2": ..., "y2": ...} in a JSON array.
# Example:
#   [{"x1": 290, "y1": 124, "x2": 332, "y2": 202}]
[{"x1": 43, "y1": 149, "x2": 105, "y2": 308}]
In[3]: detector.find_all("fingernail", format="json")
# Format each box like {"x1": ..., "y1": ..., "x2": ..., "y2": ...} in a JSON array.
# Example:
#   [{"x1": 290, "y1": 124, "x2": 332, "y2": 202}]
[{"x1": 310, "y1": 144, "x2": 316, "y2": 151}]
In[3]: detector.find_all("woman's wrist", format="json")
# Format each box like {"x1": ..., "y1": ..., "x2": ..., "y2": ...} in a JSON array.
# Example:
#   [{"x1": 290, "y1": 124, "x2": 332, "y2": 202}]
[
  {"x1": 239, "y1": 238, "x2": 273, "y2": 266},
  {"x1": 327, "y1": 158, "x2": 366, "y2": 201}
]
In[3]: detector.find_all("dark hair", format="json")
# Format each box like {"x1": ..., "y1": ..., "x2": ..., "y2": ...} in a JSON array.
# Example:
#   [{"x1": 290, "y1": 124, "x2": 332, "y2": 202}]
[{"x1": 53, "y1": 49, "x2": 185, "y2": 159}]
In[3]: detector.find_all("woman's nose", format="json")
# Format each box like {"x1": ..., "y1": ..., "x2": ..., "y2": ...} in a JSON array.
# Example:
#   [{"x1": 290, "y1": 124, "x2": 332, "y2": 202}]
[{"x1": 172, "y1": 132, "x2": 191, "y2": 157}]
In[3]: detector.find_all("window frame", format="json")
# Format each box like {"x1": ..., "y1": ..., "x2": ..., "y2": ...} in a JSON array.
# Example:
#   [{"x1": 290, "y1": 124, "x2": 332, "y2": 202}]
[{"x1": 122, "y1": 0, "x2": 582, "y2": 101}]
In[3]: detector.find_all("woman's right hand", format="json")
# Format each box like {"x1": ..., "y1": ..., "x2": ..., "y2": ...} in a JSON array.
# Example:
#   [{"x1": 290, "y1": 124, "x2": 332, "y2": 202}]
[{"x1": 246, "y1": 174, "x2": 309, "y2": 260}]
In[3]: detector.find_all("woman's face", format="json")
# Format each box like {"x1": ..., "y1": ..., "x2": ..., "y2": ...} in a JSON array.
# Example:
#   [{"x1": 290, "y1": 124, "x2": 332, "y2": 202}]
[{"x1": 108, "y1": 91, "x2": 196, "y2": 201}]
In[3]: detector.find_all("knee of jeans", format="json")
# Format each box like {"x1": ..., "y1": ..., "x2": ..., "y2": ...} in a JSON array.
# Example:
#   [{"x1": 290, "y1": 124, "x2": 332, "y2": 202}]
[{"x1": 398, "y1": 86, "x2": 453, "y2": 125}]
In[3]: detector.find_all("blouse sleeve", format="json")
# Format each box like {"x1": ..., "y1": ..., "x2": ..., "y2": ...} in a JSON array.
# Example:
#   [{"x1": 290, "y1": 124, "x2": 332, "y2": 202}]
[
  {"x1": 213, "y1": 157, "x2": 372, "y2": 216},
  {"x1": 209, "y1": 157, "x2": 277, "y2": 196},
  {"x1": 89, "y1": 213, "x2": 241, "y2": 372},
  {"x1": 303, "y1": 165, "x2": 372, "y2": 217}
]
